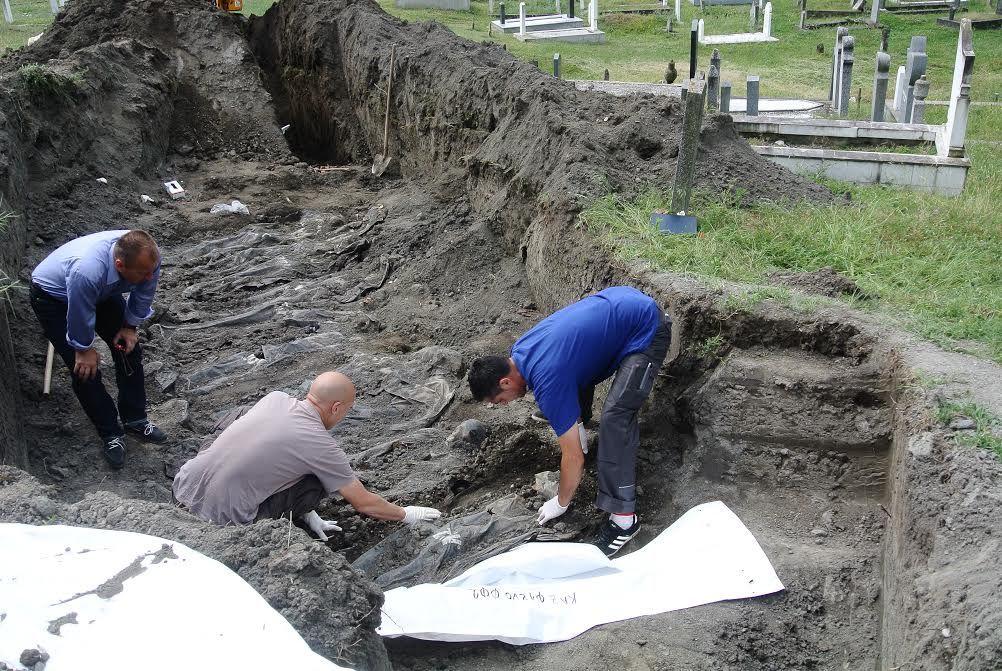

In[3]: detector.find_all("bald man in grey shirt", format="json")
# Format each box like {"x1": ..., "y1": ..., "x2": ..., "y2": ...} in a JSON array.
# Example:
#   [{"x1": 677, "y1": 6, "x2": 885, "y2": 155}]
[{"x1": 173, "y1": 372, "x2": 441, "y2": 539}]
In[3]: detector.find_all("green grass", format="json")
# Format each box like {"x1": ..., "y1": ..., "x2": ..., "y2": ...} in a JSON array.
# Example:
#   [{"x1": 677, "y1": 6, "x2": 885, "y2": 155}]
[
  {"x1": 582, "y1": 166, "x2": 1002, "y2": 359},
  {"x1": 0, "y1": 0, "x2": 58, "y2": 52},
  {"x1": 362, "y1": 0, "x2": 1001, "y2": 103},
  {"x1": 15, "y1": 62, "x2": 82, "y2": 100},
  {"x1": 936, "y1": 399, "x2": 1002, "y2": 458},
  {"x1": 690, "y1": 333, "x2": 726, "y2": 357}
]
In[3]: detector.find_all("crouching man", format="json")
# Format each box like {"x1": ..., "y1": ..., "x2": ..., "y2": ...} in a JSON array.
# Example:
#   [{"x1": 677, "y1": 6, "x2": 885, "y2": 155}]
[
  {"x1": 468, "y1": 286, "x2": 671, "y2": 557},
  {"x1": 173, "y1": 371, "x2": 441, "y2": 538}
]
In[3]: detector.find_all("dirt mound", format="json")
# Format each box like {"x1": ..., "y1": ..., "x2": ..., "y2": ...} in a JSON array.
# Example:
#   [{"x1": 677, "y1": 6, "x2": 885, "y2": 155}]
[
  {"x1": 6, "y1": 0, "x2": 289, "y2": 162},
  {"x1": 248, "y1": 0, "x2": 833, "y2": 249},
  {"x1": 0, "y1": 466, "x2": 390, "y2": 669},
  {"x1": 769, "y1": 266, "x2": 870, "y2": 299}
]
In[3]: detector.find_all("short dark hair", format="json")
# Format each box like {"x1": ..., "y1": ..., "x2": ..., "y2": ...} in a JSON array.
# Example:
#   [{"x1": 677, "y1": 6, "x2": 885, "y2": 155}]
[
  {"x1": 114, "y1": 230, "x2": 159, "y2": 266},
  {"x1": 468, "y1": 356, "x2": 511, "y2": 402}
]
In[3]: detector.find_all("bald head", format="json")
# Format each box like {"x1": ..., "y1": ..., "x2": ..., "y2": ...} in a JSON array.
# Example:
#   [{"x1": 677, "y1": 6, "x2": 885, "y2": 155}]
[
  {"x1": 306, "y1": 372, "x2": 356, "y2": 429},
  {"x1": 309, "y1": 371, "x2": 356, "y2": 405}
]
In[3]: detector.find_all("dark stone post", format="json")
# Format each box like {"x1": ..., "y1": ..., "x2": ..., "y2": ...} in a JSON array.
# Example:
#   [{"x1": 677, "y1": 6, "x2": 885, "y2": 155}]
[
  {"x1": 689, "y1": 19, "x2": 699, "y2": 80},
  {"x1": 670, "y1": 80, "x2": 706, "y2": 216}
]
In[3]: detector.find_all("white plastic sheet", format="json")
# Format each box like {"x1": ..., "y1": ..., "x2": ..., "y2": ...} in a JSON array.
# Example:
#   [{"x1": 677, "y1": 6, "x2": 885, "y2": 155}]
[
  {"x1": 378, "y1": 501, "x2": 784, "y2": 644},
  {"x1": 0, "y1": 524, "x2": 350, "y2": 671}
]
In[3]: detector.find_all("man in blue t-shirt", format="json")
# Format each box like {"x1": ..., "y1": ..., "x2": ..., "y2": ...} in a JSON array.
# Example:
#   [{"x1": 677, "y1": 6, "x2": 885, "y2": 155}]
[{"x1": 468, "y1": 286, "x2": 671, "y2": 556}]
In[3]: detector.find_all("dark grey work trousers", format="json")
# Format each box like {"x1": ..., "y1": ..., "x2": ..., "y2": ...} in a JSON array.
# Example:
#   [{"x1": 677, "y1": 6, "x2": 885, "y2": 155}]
[
  {"x1": 254, "y1": 474, "x2": 326, "y2": 521},
  {"x1": 594, "y1": 314, "x2": 672, "y2": 514}
]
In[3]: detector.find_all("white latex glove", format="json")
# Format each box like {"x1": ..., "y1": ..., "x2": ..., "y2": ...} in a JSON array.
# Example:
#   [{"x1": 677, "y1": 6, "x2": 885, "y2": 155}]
[
  {"x1": 402, "y1": 506, "x2": 442, "y2": 525},
  {"x1": 577, "y1": 422, "x2": 589, "y2": 455},
  {"x1": 302, "y1": 510, "x2": 342, "y2": 542},
  {"x1": 537, "y1": 496, "x2": 569, "y2": 525}
]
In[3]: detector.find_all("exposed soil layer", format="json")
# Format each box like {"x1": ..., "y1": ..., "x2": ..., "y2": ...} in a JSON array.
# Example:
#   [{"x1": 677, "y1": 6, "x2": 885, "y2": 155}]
[{"x1": 0, "y1": 1, "x2": 1000, "y2": 670}]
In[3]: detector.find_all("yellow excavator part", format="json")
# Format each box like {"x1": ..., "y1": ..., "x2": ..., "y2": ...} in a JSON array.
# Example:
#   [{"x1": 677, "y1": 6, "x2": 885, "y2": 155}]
[{"x1": 215, "y1": 0, "x2": 243, "y2": 11}]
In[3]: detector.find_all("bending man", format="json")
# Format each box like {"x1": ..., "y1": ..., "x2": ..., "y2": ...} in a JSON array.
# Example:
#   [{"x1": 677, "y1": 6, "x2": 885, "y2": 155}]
[
  {"x1": 467, "y1": 286, "x2": 670, "y2": 557},
  {"x1": 173, "y1": 372, "x2": 442, "y2": 538},
  {"x1": 31, "y1": 229, "x2": 166, "y2": 469}
]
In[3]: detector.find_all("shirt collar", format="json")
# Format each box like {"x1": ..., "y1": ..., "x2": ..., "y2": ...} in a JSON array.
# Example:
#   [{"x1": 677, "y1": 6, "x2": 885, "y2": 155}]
[{"x1": 105, "y1": 241, "x2": 122, "y2": 286}]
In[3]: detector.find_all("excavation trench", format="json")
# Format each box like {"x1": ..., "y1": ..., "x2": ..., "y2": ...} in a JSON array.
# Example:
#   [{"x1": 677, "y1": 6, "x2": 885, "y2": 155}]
[{"x1": 0, "y1": 0, "x2": 999, "y2": 670}]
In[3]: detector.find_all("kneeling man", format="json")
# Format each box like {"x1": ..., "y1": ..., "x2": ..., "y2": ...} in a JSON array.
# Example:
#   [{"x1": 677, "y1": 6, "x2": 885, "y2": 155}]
[{"x1": 173, "y1": 371, "x2": 441, "y2": 539}]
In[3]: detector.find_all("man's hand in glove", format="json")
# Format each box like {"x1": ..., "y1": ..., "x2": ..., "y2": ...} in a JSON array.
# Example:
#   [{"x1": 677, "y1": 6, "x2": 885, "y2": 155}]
[
  {"x1": 302, "y1": 510, "x2": 342, "y2": 542},
  {"x1": 537, "y1": 496, "x2": 569, "y2": 525},
  {"x1": 402, "y1": 506, "x2": 442, "y2": 525}
]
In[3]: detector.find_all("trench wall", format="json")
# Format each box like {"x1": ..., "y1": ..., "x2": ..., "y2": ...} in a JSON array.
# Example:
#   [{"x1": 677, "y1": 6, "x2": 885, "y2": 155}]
[
  {"x1": 250, "y1": 2, "x2": 1002, "y2": 667},
  {"x1": 0, "y1": 189, "x2": 27, "y2": 468}
]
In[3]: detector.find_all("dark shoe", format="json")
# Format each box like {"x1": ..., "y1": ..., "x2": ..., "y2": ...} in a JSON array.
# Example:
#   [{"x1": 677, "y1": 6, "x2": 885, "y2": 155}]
[
  {"x1": 124, "y1": 418, "x2": 167, "y2": 443},
  {"x1": 593, "y1": 516, "x2": 640, "y2": 558},
  {"x1": 103, "y1": 435, "x2": 126, "y2": 470}
]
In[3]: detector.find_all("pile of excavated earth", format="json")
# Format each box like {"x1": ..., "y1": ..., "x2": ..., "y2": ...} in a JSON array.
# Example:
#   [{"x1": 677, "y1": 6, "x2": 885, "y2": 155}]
[{"x1": 0, "y1": 0, "x2": 999, "y2": 669}]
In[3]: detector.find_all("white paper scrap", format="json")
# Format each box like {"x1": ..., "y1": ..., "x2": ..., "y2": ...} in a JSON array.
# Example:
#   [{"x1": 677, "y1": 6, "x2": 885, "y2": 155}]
[
  {"x1": 0, "y1": 524, "x2": 350, "y2": 671},
  {"x1": 378, "y1": 501, "x2": 784, "y2": 644}
]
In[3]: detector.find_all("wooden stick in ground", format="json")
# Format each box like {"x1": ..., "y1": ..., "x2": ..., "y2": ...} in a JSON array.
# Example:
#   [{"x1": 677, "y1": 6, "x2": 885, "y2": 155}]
[
  {"x1": 382, "y1": 46, "x2": 395, "y2": 156},
  {"x1": 43, "y1": 342, "x2": 54, "y2": 395},
  {"x1": 371, "y1": 45, "x2": 397, "y2": 176}
]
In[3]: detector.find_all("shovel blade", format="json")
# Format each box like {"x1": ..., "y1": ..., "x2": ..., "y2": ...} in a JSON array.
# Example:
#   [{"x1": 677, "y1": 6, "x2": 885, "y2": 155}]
[{"x1": 371, "y1": 154, "x2": 392, "y2": 176}]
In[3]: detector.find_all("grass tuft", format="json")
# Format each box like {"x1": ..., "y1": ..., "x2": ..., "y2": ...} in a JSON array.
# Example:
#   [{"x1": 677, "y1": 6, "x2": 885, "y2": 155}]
[
  {"x1": 16, "y1": 63, "x2": 84, "y2": 101},
  {"x1": 936, "y1": 400, "x2": 1002, "y2": 459}
]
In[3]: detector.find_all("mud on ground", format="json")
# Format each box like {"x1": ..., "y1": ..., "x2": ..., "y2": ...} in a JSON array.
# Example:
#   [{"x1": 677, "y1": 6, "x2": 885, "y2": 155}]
[{"x1": 0, "y1": 0, "x2": 1000, "y2": 670}]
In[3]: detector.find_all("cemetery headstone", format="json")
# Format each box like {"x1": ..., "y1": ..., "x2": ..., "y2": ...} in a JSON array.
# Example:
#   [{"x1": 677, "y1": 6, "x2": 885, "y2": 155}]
[
  {"x1": 750, "y1": 2, "x2": 760, "y2": 31},
  {"x1": 519, "y1": 1, "x2": 527, "y2": 36},
  {"x1": 910, "y1": 74, "x2": 929, "y2": 123},
  {"x1": 746, "y1": 75, "x2": 760, "y2": 116},
  {"x1": 838, "y1": 36, "x2": 855, "y2": 116},
  {"x1": 604, "y1": 68, "x2": 610, "y2": 80},
  {"x1": 763, "y1": 1, "x2": 773, "y2": 37},
  {"x1": 553, "y1": 53, "x2": 561, "y2": 79},
  {"x1": 720, "y1": 81, "x2": 732, "y2": 112},
  {"x1": 880, "y1": 27, "x2": 890, "y2": 52},
  {"x1": 903, "y1": 36, "x2": 928, "y2": 121},
  {"x1": 2, "y1": 0, "x2": 12, "y2": 25},
  {"x1": 870, "y1": 0, "x2": 881, "y2": 24},
  {"x1": 708, "y1": 49, "x2": 721, "y2": 110},
  {"x1": 939, "y1": 20, "x2": 974, "y2": 156},
  {"x1": 871, "y1": 51, "x2": 890, "y2": 121},
  {"x1": 830, "y1": 27, "x2": 849, "y2": 102}
]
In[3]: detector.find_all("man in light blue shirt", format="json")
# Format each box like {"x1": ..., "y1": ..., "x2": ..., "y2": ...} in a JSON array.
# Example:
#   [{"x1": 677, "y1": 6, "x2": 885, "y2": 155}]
[
  {"x1": 31, "y1": 230, "x2": 167, "y2": 469},
  {"x1": 468, "y1": 287, "x2": 672, "y2": 557}
]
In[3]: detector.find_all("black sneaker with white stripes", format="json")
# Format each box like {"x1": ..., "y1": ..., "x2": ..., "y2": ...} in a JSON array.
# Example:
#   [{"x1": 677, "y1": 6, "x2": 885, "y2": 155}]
[
  {"x1": 592, "y1": 516, "x2": 640, "y2": 557},
  {"x1": 103, "y1": 435, "x2": 126, "y2": 470},
  {"x1": 124, "y1": 418, "x2": 167, "y2": 444}
]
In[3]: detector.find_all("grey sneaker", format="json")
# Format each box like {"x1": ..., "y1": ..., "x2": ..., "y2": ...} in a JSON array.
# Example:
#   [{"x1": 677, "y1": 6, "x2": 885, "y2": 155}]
[{"x1": 103, "y1": 435, "x2": 126, "y2": 470}]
